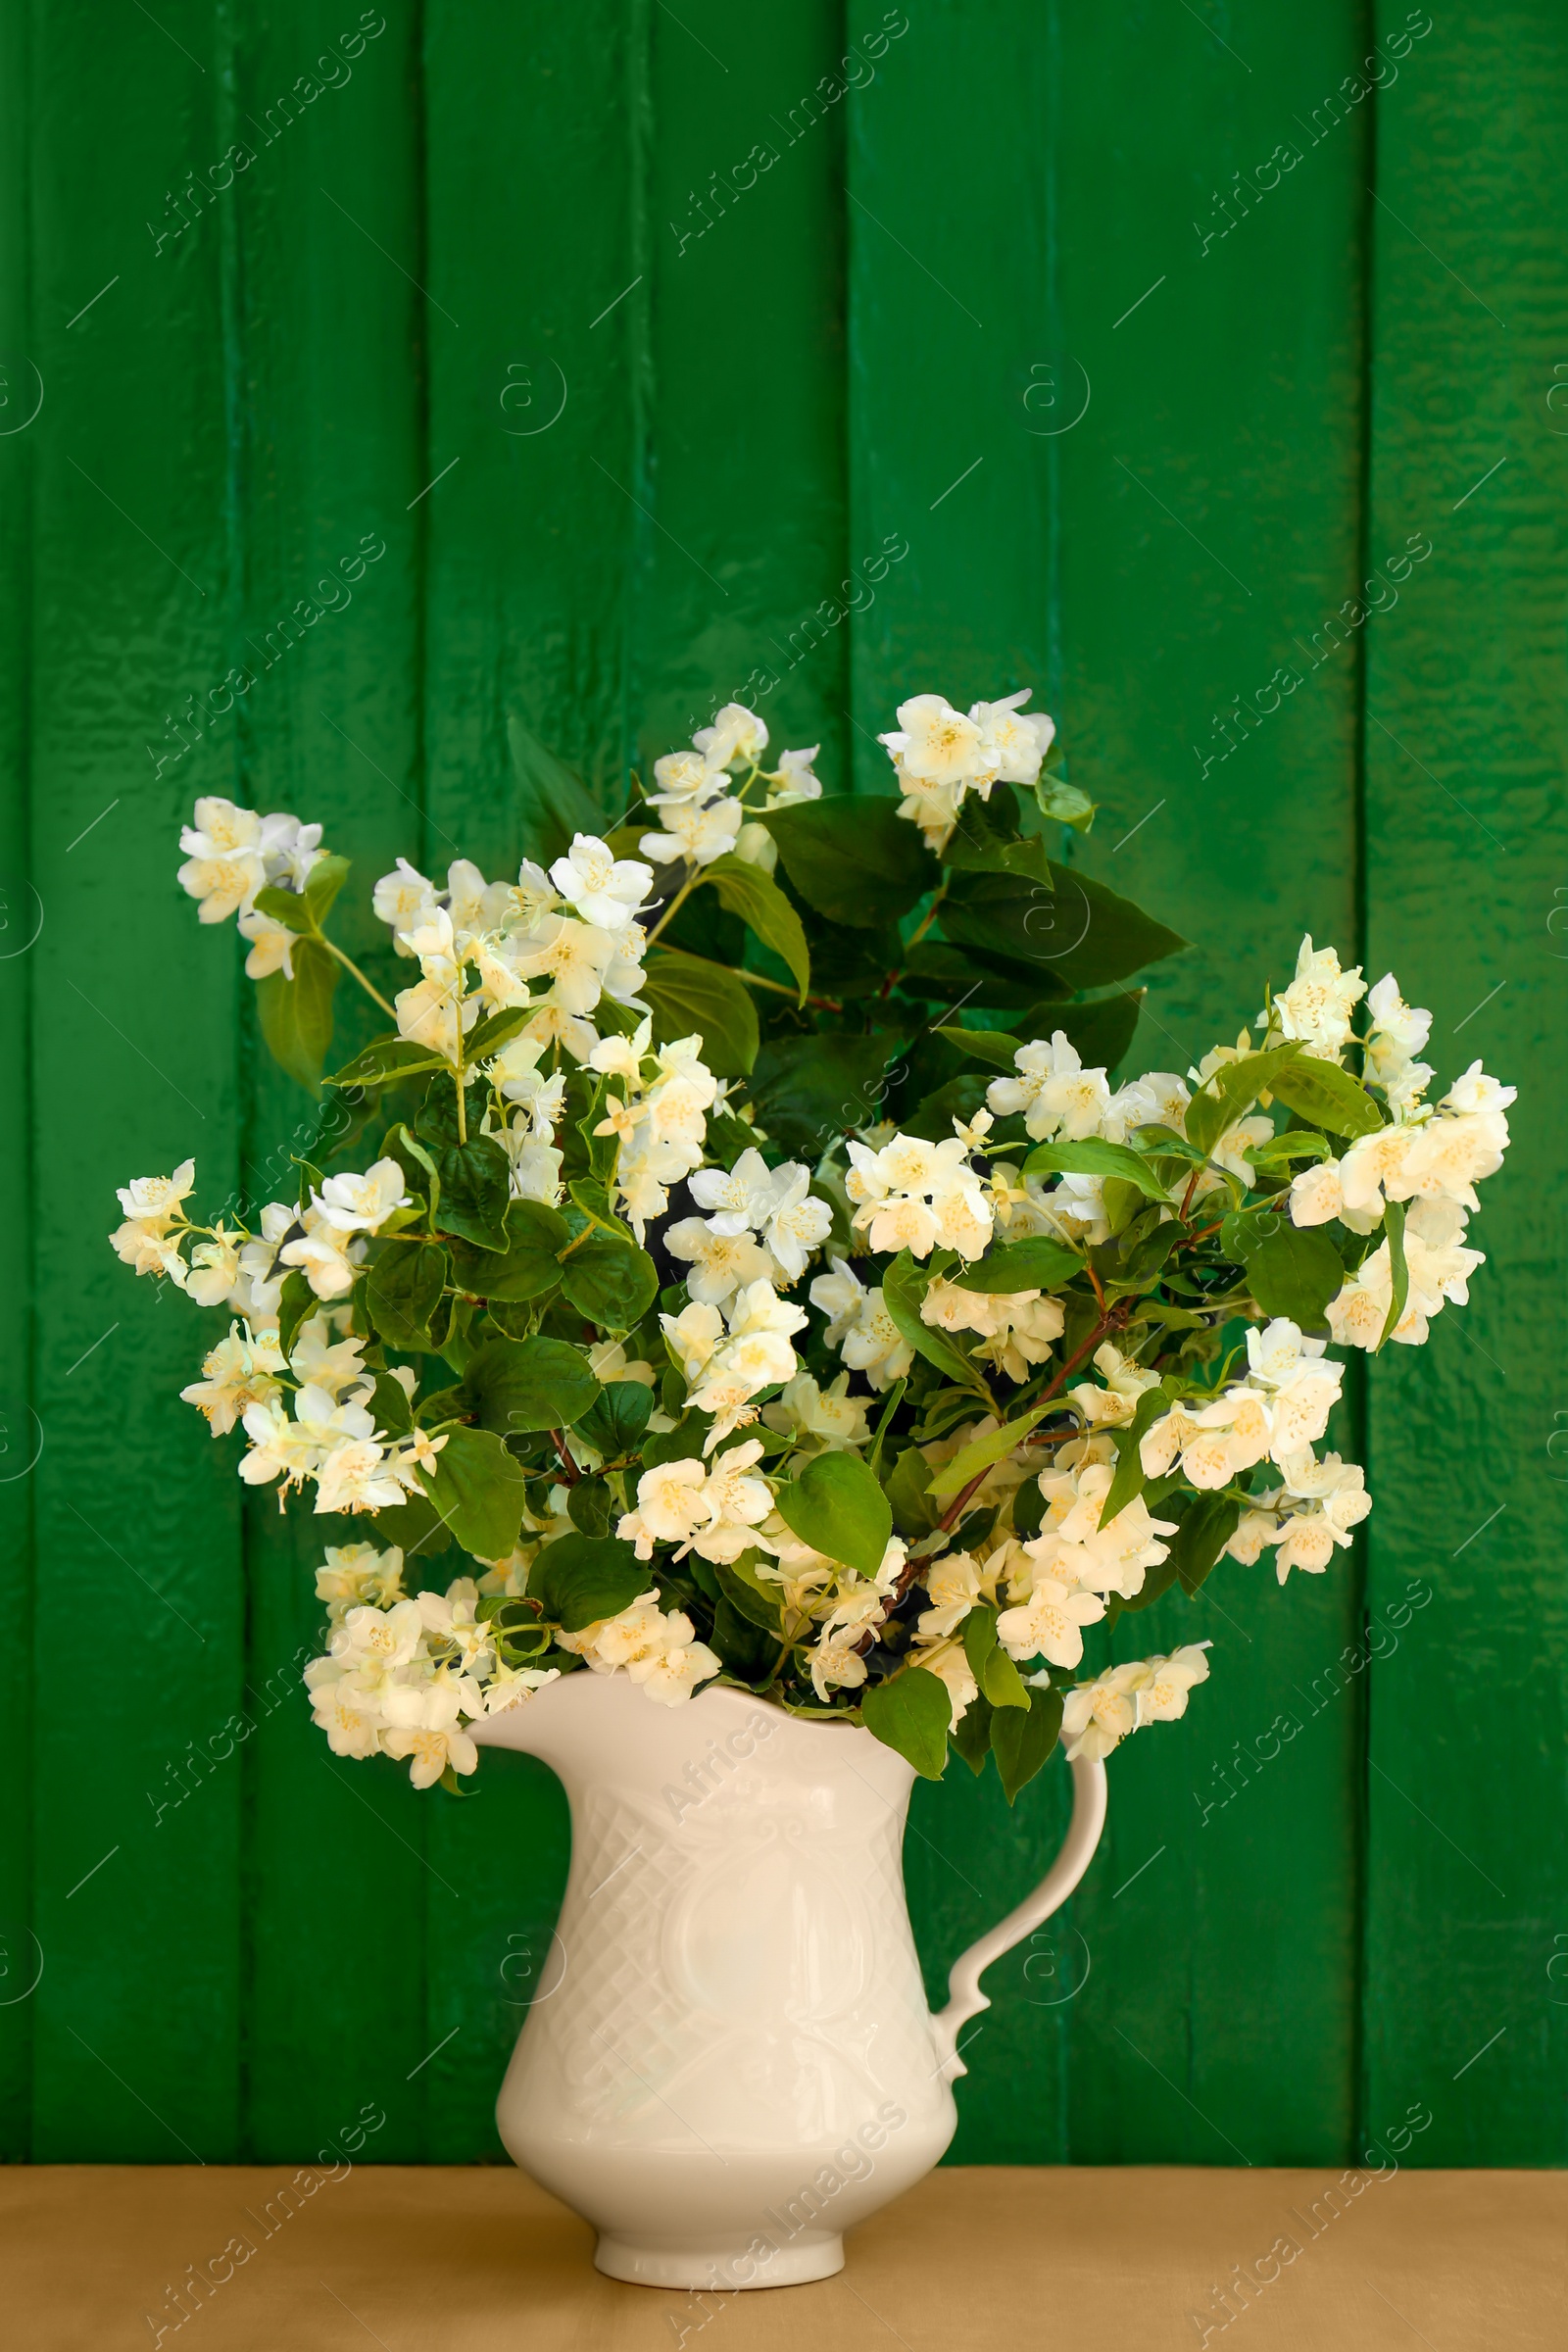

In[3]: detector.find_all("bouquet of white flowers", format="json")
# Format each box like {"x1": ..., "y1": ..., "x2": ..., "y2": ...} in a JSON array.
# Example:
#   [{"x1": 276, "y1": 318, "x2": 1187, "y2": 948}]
[{"x1": 111, "y1": 685, "x2": 1513, "y2": 1798}]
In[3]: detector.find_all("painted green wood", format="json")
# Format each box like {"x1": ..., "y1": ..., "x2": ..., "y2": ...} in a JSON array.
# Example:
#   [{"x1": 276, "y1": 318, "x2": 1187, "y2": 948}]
[
  {"x1": 851, "y1": 0, "x2": 1372, "y2": 2163},
  {"x1": 25, "y1": 2, "x2": 246, "y2": 2161},
  {"x1": 1361, "y1": 0, "x2": 1568, "y2": 2165},
  {"x1": 6, "y1": 0, "x2": 1563, "y2": 2169},
  {"x1": 0, "y1": 0, "x2": 35, "y2": 2162},
  {"x1": 225, "y1": 0, "x2": 435, "y2": 2165}
]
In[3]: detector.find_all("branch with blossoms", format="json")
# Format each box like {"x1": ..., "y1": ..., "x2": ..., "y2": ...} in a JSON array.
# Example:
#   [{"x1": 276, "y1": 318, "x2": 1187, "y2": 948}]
[{"x1": 111, "y1": 685, "x2": 1514, "y2": 1796}]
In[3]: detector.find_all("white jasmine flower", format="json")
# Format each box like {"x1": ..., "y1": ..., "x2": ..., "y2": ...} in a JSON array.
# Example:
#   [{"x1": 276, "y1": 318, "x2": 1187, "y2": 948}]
[
  {"x1": 184, "y1": 1228, "x2": 247, "y2": 1307},
  {"x1": 314, "y1": 1159, "x2": 412, "y2": 1237},
  {"x1": 315, "y1": 1542, "x2": 405, "y2": 1621},
  {"x1": 259, "y1": 812, "x2": 324, "y2": 892},
  {"x1": 1060, "y1": 1661, "x2": 1151, "y2": 1760},
  {"x1": 288, "y1": 1314, "x2": 368, "y2": 1400},
  {"x1": 689, "y1": 1146, "x2": 779, "y2": 1233},
  {"x1": 769, "y1": 746, "x2": 822, "y2": 806},
  {"x1": 665, "y1": 1217, "x2": 775, "y2": 1305},
  {"x1": 808, "y1": 1256, "x2": 866, "y2": 1347},
  {"x1": 987, "y1": 1031, "x2": 1112, "y2": 1144},
  {"x1": 236, "y1": 909, "x2": 296, "y2": 980},
  {"x1": 879, "y1": 693, "x2": 984, "y2": 786},
  {"x1": 1267, "y1": 935, "x2": 1366, "y2": 1061},
  {"x1": 180, "y1": 1322, "x2": 285, "y2": 1435},
  {"x1": 761, "y1": 1371, "x2": 871, "y2": 1451},
  {"x1": 372, "y1": 857, "x2": 441, "y2": 950},
  {"x1": 1070, "y1": 1342, "x2": 1162, "y2": 1428},
  {"x1": 381, "y1": 1680, "x2": 480, "y2": 1787},
  {"x1": 617, "y1": 1458, "x2": 709, "y2": 1558},
  {"x1": 921, "y1": 1278, "x2": 1064, "y2": 1383},
  {"x1": 996, "y1": 1576, "x2": 1104, "y2": 1669},
  {"x1": 651, "y1": 748, "x2": 728, "y2": 804},
  {"x1": 969, "y1": 689, "x2": 1054, "y2": 783},
  {"x1": 1135, "y1": 1643, "x2": 1211, "y2": 1724},
  {"x1": 693, "y1": 702, "x2": 768, "y2": 771},
  {"x1": 844, "y1": 1131, "x2": 993, "y2": 1261},
  {"x1": 117, "y1": 1160, "x2": 197, "y2": 1223},
  {"x1": 549, "y1": 834, "x2": 653, "y2": 932},
  {"x1": 639, "y1": 795, "x2": 745, "y2": 867}
]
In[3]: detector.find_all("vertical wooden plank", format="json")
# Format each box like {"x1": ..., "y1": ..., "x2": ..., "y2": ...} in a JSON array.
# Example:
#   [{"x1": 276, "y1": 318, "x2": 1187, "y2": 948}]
[
  {"x1": 0, "y1": 0, "x2": 36, "y2": 2159},
  {"x1": 852, "y1": 0, "x2": 1372, "y2": 2162},
  {"x1": 227, "y1": 0, "x2": 433, "y2": 2163},
  {"x1": 26, "y1": 1, "x2": 243, "y2": 2158},
  {"x1": 1362, "y1": 0, "x2": 1568, "y2": 2164},
  {"x1": 638, "y1": 0, "x2": 851, "y2": 781}
]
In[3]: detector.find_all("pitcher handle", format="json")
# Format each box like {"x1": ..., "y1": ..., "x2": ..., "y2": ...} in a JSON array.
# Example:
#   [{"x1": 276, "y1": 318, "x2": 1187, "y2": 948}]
[{"x1": 930, "y1": 1753, "x2": 1108, "y2": 2080}]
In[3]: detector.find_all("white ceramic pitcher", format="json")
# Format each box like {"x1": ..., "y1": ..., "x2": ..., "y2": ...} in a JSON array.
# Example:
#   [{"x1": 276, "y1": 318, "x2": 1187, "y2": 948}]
[{"x1": 473, "y1": 1671, "x2": 1106, "y2": 2288}]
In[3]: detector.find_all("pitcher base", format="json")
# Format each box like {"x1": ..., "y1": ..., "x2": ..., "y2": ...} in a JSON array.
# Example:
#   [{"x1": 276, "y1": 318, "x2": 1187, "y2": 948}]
[{"x1": 594, "y1": 2230, "x2": 845, "y2": 2289}]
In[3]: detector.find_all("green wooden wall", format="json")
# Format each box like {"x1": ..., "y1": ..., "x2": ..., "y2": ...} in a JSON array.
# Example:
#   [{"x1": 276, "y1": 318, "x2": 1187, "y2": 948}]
[{"x1": 1, "y1": 0, "x2": 1563, "y2": 2170}]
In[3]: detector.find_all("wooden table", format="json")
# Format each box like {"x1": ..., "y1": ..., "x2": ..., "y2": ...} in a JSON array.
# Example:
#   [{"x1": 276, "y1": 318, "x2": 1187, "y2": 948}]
[{"x1": 4, "y1": 2163, "x2": 1561, "y2": 2349}]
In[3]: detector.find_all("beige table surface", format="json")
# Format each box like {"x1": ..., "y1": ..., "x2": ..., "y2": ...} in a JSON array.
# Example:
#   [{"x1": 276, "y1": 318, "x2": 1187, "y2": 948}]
[{"x1": 3, "y1": 2162, "x2": 1562, "y2": 2350}]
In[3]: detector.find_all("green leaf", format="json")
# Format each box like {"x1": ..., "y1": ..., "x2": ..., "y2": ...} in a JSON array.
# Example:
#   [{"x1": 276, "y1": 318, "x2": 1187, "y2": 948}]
[
  {"x1": 327, "y1": 1036, "x2": 447, "y2": 1090},
  {"x1": 886, "y1": 1445, "x2": 938, "y2": 1537},
  {"x1": 714, "y1": 1552, "x2": 783, "y2": 1634},
  {"x1": 276, "y1": 1268, "x2": 315, "y2": 1360},
  {"x1": 566, "y1": 1478, "x2": 614, "y2": 1537},
  {"x1": 570, "y1": 1379, "x2": 654, "y2": 1459},
  {"x1": 426, "y1": 1134, "x2": 513, "y2": 1253},
  {"x1": 1187, "y1": 1043, "x2": 1304, "y2": 1155},
  {"x1": 961, "y1": 1607, "x2": 1030, "y2": 1710},
  {"x1": 303, "y1": 852, "x2": 351, "y2": 927},
  {"x1": 936, "y1": 1025, "x2": 1021, "y2": 1072},
  {"x1": 529, "y1": 1532, "x2": 648, "y2": 1631},
  {"x1": 760, "y1": 795, "x2": 939, "y2": 929},
  {"x1": 991, "y1": 1683, "x2": 1063, "y2": 1804},
  {"x1": 252, "y1": 883, "x2": 308, "y2": 929},
  {"x1": 748, "y1": 1031, "x2": 893, "y2": 1158},
  {"x1": 882, "y1": 1250, "x2": 992, "y2": 1397},
  {"x1": 255, "y1": 936, "x2": 339, "y2": 1096},
  {"x1": 508, "y1": 714, "x2": 607, "y2": 867},
  {"x1": 365, "y1": 1240, "x2": 448, "y2": 1351},
  {"x1": 462, "y1": 1336, "x2": 601, "y2": 1436},
  {"x1": 1379, "y1": 1199, "x2": 1408, "y2": 1350},
  {"x1": 1171, "y1": 1492, "x2": 1243, "y2": 1598},
  {"x1": 1034, "y1": 776, "x2": 1097, "y2": 832},
  {"x1": 1022, "y1": 1137, "x2": 1169, "y2": 1200},
  {"x1": 951, "y1": 1690, "x2": 995, "y2": 1775},
  {"x1": 928, "y1": 1406, "x2": 1052, "y2": 1500},
  {"x1": 1266, "y1": 1054, "x2": 1385, "y2": 1139},
  {"x1": 558, "y1": 1236, "x2": 660, "y2": 1331},
  {"x1": 952, "y1": 1236, "x2": 1083, "y2": 1294},
  {"x1": 859, "y1": 1667, "x2": 952, "y2": 1779},
  {"x1": 1245, "y1": 1131, "x2": 1333, "y2": 1169},
  {"x1": 772, "y1": 1449, "x2": 892, "y2": 1579},
  {"x1": 1246, "y1": 1225, "x2": 1345, "y2": 1329},
  {"x1": 448, "y1": 1200, "x2": 570, "y2": 1302},
  {"x1": 939, "y1": 859, "x2": 1187, "y2": 990},
  {"x1": 566, "y1": 1177, "x2": 635, "y2": 1247},
  {"x1": 369, "y1": 1369, "x2": 414, "y2": 1437},
  {"x1": 700, "y1": 854, "x2": 811, "y2": 1004},
  {"x1": 641, "y1": 948, "x2": 759, "y2": 1077},
  {"x1": 1100, "y1": 1385, "x2": 1169, "y2": 1524},
  {"x1": 464, "y1": 1005, "x2": 538, "y2": 1064},
  {"x1": 415, "y1": 1425, "x2": 529, "y2": 1560}
]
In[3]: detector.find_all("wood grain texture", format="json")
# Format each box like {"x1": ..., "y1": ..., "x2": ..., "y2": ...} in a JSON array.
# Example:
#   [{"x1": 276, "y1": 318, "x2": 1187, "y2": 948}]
[
  {"x1": 1361, "y1": 0, "x2": 1568, "y2": 2164},
  {"x1": 24, "y1": 0, "x2": 246, "y2": 2161},
  {"x1": 4, "y1": 0, "x2": 1563, "y2": 2168},
  {"x1": 226, "y1": 0, "x2": 433, "y2": 2165}
]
